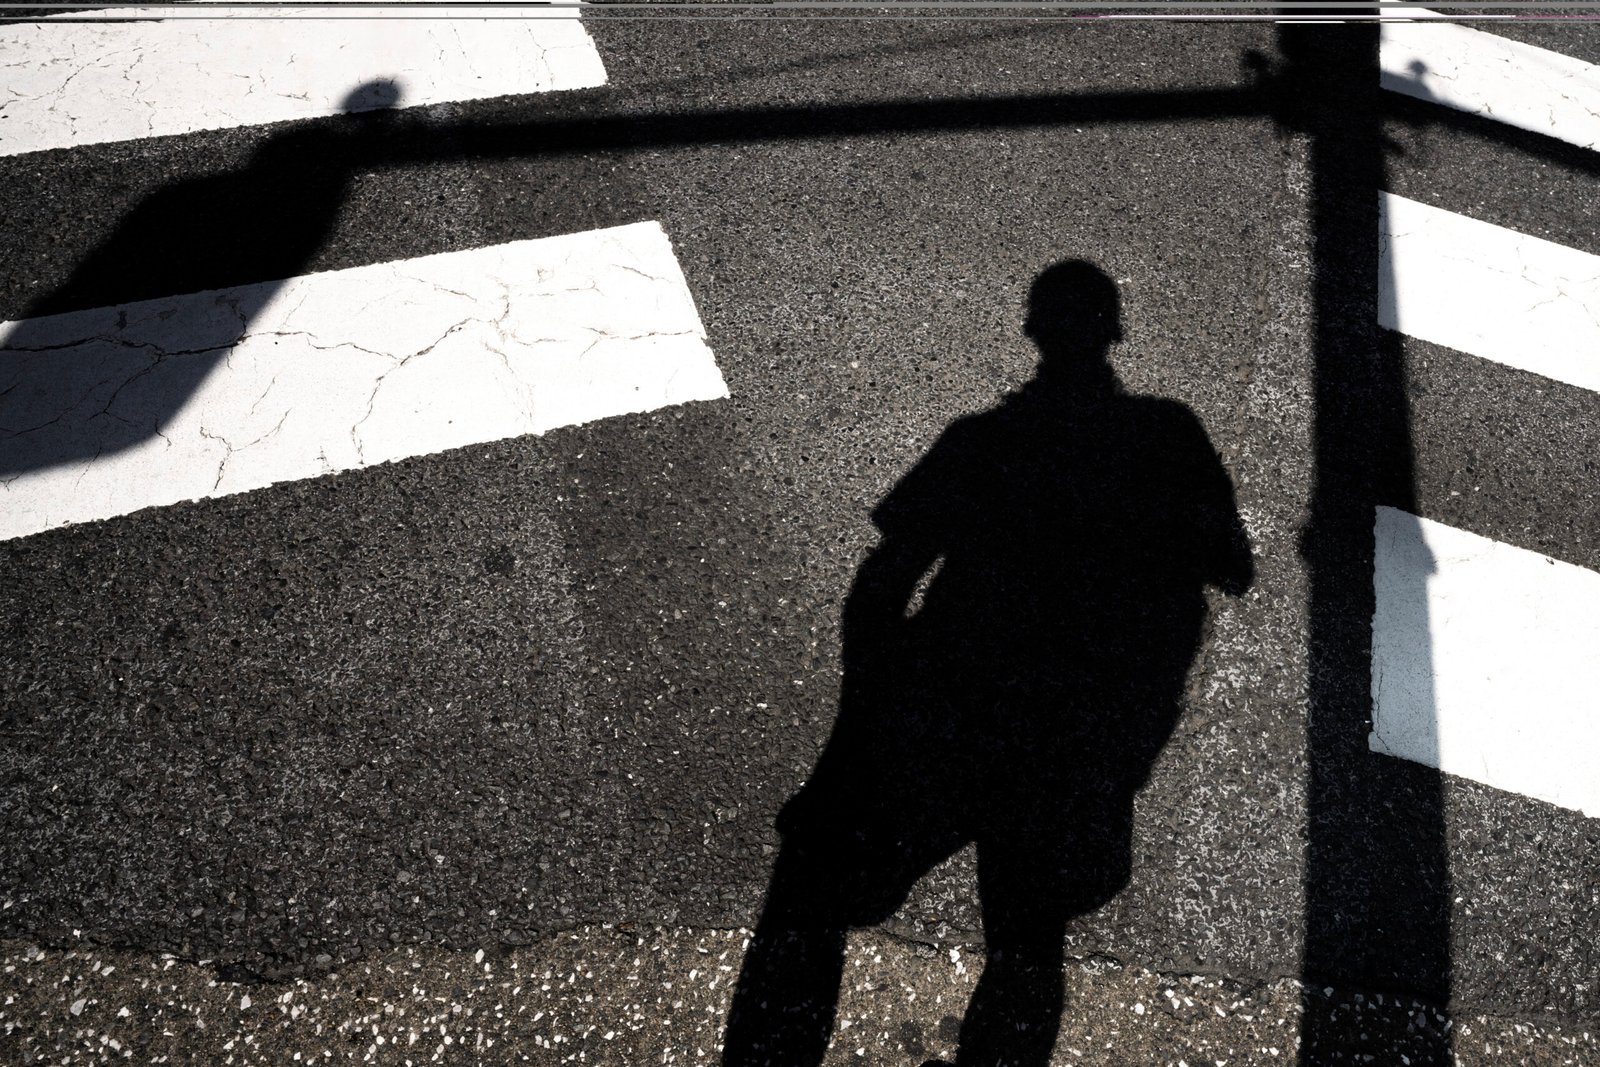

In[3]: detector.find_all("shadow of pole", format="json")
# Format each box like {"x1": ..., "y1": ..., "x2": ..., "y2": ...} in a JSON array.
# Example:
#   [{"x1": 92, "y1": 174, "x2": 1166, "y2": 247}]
[{"x1": 1274, "y1": 21, "x2": 1453, "y2": 1066}]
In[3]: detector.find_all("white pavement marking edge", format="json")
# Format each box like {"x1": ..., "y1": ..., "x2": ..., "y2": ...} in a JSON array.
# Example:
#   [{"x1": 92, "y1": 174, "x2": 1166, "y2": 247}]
[
  {"x1": 1371, "y1": 506, "x2": 1600, "y2": 818},
  {"x1": 1380, "y1": 13, "x2": 1600, "y2": 151},
  {"x1": 0, "y1": 7, "x2": 606, "y2": 157},
  {"x1": 1378, "y1": 191, "x2": 1600, "y2": 394},
  {"x1": 0, "y1": 222, "x2": 729, "y2": 542}
]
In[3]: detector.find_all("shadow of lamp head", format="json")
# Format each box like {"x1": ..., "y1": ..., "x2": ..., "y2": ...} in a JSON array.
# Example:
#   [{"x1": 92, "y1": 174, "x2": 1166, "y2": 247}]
[{"x1": 342, "y1": 78, "x2": 404, "y2": 114}]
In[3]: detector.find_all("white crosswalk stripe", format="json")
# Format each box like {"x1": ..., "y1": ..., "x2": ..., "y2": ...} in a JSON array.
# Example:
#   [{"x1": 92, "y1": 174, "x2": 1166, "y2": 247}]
[
  {"x1": 1381, "y1": 14, "x2": 1600, "y2": 152},
  {"x1": 1375, "y1": 25, "x2": 1600, "y2": 811},
  {"x1": 1371, "y1": 507, "x2": 1600, "y2": 818},
  {"x1": 1379, "y1": 191, "x2": 1600, "y2": 396},
  {"x1": 0, "y1": 6, "x2": 606, "y2": 156},
  {"x1": 0, "y1": 223, "x2": 726, "y2": 542}
]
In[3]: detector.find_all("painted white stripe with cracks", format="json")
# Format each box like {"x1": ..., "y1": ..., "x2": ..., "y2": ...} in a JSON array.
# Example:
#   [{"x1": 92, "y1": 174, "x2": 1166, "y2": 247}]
[
  {"x1": 1372, "y1": 506, "x2": 1600, "y2": 817},
  {"x1": 1381, "y1": 15, "x2": 1600, "y2": 151},
  {"x1": 0, "y1": 7, "x2": 605, "y2": 157},
  {"x1": 1379, "y1": 191, "x2": 1600, "y2": 394},
  {"x1": 0, "y1": 222, "x2": 728, "y2": 541}
]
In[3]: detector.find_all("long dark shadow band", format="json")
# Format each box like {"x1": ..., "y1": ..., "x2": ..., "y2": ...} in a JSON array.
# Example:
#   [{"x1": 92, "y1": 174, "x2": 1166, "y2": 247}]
[
  {"x1": 376, "y1": 86, "x2": 1268, "y2": 166},
  {"x1": 1277, "y1": 22, "x2": 1450, "y2": 1067}
]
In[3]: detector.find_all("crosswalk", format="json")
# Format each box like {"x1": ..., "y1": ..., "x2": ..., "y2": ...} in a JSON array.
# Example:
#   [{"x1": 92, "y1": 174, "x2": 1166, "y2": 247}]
[
  {"x1": 0, "y1": 221, "x2": 725, "y2": 541},
  {"x1": 1, "y1": 13, "x2": 728, "y2": 542},
  {"x1": 1371, "y1": 16, "x2": 1600, "y2": 818},
  {"x1": 2, "y1": 8, "x2": 1599, "y2": 1064}
]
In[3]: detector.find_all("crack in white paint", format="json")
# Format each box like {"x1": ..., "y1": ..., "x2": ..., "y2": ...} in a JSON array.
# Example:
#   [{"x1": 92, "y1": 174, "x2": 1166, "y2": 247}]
[
  {"x1": 1382, "y1": 13, "x2": 1600, "y2": 151},
  {"x1": 0, "y1": 6, "x2": 606, "y2": 157},
  {"x1": 199, "y1": 407, "x2": 292, "y2": 492},
  {"x1": 0, "y1": 222, "x2": 728, "y2": 541},
  {"x1": 1372, "y1": 507, "x2": 1600, "y2": 817},
  {"x1": 1379, "y1": 192, "x2": 1600, "y2": 394}
]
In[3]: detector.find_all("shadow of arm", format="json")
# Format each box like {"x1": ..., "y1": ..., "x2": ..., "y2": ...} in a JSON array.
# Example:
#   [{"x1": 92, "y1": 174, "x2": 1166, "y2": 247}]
[
  {"x1": 840, "y1": 535, "x2": 942, "y2": 654},
  {"x1": 1177, "y1": 406, "x2": 1254, "y2": 598}
]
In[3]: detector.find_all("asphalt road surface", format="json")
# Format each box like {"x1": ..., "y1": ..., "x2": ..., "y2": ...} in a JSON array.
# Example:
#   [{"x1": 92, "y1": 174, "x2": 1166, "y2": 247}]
[{"x1": 2, "y1": 8, "x2": 1598, "y2": 1066}]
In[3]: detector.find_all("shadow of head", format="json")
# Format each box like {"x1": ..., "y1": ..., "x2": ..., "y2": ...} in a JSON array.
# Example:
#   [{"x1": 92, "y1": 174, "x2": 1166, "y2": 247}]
[
  {"x1": 1023, "y1": 259, "x2": 1123, "y2": 370},
  {"x1": 341, "y1": 78, "x2": 404, "y2": 113}
]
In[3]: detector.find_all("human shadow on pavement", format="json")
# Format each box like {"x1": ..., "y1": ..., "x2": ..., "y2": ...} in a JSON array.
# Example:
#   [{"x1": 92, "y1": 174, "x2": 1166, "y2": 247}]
[
  {"x1": 722, "y1": 261, "x2": 1253, "y2": 1067},
  {"x1": 0, "y1": 80, "x2": 401, "y2": 483}
]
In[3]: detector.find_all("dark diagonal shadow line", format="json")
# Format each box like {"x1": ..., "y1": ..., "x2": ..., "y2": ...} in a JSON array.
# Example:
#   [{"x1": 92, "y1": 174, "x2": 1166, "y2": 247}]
[
  {"x1": 1385, "y1": 86, "x2": 1600, "y2": 177},
  {"x1": 379, "y1": 85, "x2": 1268, "y2": 167}
]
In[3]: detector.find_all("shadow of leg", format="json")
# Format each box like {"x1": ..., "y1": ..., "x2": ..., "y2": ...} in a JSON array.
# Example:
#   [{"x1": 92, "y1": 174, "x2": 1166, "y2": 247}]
[
  {"x1": 725, "y1": 804, "x2": 967, "y2": 1067},
  {"x1": 723, "y1": 842, "x2": 850, "y2": 1067},
  {"x1": 956, "y1": 839, "x2": 1071, "y2": 1067}
]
